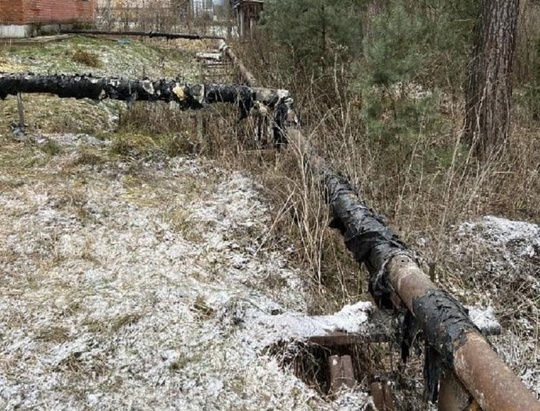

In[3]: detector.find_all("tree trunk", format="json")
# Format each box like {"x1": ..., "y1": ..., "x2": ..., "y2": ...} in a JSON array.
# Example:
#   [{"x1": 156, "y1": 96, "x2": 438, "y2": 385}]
[{"x1": 463, "y1": 0, "x2": 520, "y2": 158}]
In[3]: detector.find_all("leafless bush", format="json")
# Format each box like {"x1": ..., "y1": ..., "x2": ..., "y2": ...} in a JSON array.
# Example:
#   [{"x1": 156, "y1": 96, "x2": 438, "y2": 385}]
[
  {"x1": 72, "y1": 49, "x2": 101, "y2": 67},
  {"x1": 95, "y1": 0, "x2": 229, "y2": 34}
]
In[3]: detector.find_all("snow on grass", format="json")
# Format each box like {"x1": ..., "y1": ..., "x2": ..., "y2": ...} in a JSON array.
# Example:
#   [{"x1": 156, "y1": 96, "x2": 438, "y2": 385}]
[
  {"x1": 0, "y1": 138, "x2": 372, "y2": 410},
  {"x1": 458, "y1": 215, "x2": 540, "y2": 265},
  {"x1": 465, "y1": 305, "x2": 500, "y2": 335},
  {"x1": 451, "y1": 215, "x2": 540, "y2": 396},
  {"x1": 241, "y1": 301, "x2": 372, "y2": 352},
  {"x1": 0, "y1": 36, "x2": 208, "y2": 137},
  {"x1": 2, "y1": 36, "x2": 204, "y2": 81}
]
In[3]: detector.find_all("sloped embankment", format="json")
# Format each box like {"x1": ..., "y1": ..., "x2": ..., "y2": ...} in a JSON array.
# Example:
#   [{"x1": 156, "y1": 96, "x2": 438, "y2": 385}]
[
  {"x1": 0, "y1": 136, "x2": 372, "y2": 410},
  {"x1": 0, "y1": 35, "x2": 207, "y2": 136}
]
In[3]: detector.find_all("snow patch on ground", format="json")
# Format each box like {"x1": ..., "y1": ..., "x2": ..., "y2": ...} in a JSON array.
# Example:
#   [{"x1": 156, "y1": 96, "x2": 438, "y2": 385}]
[
  {"x1": 465, "y1": 306, "x2": 500, "y2": 335},
  {"x1": 35, "y1": 133, "x2": 112, "y2": 147},
  {"x1": 458, "y1": 214, "x2": 540, "y2": 238},
  {"x1": 242, "y1": 302, "x2": 372, "y2": 352},
  {"x1": 451, "y1": 215, "x2": 540, "y2": 396},
  {"x1": 0, "y1": 146, "x2": 372, "y2": 410},
  {"x1": 458, "y1": 215, "x2": 540, "y2": 262}
]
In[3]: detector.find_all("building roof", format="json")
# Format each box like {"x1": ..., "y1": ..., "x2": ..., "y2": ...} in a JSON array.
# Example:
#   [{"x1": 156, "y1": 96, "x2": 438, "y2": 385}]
[{"x1": 234, "y1": 0, "x2": 264, "y2": 7}]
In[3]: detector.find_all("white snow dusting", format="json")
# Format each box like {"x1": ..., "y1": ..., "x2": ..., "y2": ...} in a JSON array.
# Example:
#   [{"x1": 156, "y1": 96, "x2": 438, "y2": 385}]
[
  {"x1": 457, "y1": 215, "x2": 540, "y2": 272},
  {"x1": 452, "y1": 215, "x2": 540, "y2": 396},
  {"x1": 0, "y1": 140, "x2": 372, "y2": 410},
  {"x1": 465, "y1": 306, "x2": 500, "y2": 335}
]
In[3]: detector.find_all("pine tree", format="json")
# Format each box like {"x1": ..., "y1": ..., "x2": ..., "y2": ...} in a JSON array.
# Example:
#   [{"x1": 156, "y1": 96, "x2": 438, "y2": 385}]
[
  {"x1": 261, "y1": 0, "x2": 366, "y2": 73},
  {"x1": 464, "y1": 0, "x2": 520, "y2": 158}
]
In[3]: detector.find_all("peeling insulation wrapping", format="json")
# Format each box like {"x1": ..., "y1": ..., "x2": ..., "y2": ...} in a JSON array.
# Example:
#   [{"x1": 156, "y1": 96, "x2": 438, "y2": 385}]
[
  {"x1": 306, "y1": 155, "x2": 534, "y2": 407},
  {"x1": 321, "y1": 172, "x2": 408, "y2": 304},
  {"x1": 413, "y1": 290, "x2": 481, "y2": 365},
  {"x1": 273, "y1": 96, "x2": 298, "y2": 147},
  {"x1": 0, "y1": 73, "x2": 289, "y2": 115},
  {"x1": 313, "y1": 160, "x2": 481, "y2": 350},
  {"x1": 412, "y1": 290, "x2": 481, "y2": 401}
]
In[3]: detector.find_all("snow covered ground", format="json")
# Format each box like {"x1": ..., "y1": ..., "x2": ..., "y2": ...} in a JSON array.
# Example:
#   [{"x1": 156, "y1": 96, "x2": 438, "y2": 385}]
[
  {"x1": 0, "y1": 132, "x2": 538, "y2": 409},
  {"x1": 451, "y1": 216, "x2": 540, "y2": 396},
  {"x1": 2, "y1": 32, "x2": 535, "y2": 408},
  {"x1": 0, "y1": 135, "x2": 373, "y2": 410}
]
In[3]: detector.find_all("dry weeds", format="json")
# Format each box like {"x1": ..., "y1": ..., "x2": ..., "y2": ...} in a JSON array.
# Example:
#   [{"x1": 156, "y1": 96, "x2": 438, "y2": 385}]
[
  {"x1": 1, "y1": 29, "x2": 539, "y2": 410},
  {"x1": 0, "y1": 135, "x2": 376, "y2": 410}
]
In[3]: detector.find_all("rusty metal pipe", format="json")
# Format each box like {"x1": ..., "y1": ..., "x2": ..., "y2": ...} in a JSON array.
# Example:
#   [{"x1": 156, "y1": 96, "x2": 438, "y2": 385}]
[
  {"x1": 438, "y1": 369, "x2": 472, "y2": 411},
  {"x1": 218, "y1": 40, "x2": 258, "y2": 87},
  {"x1": 455, "y1": 332, "x2": 537, "y2": 411},
  {"x1": 283, "y1": 128, "x2": 540, "y2": 411},
  {"x1": 328, "y1": 355, "x2": 355, "y2": 394},
  {"x1": 371, "y1": 382, "x2": 396, "y2": 411},
  {"x1": 386, "y1": 256, "x2": 540, "y2": 411}
]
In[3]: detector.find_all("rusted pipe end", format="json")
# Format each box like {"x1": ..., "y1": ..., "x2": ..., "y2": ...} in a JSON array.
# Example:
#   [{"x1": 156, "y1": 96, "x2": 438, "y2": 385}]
[{"x1": 386, "y1": 254, "x2": 540, "y2": 411}]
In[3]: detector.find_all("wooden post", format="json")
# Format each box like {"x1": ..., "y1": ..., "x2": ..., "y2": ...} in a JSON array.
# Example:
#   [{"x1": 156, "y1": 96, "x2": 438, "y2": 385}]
[{"x1": 328, "y1": 355, "x2": 355, "y2": 394}]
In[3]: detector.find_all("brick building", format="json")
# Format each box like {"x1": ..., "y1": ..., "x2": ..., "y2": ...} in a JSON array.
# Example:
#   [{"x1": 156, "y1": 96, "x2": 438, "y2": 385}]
[{"x1": 0, "y1": 0, "x2": 97, "y2": 38}]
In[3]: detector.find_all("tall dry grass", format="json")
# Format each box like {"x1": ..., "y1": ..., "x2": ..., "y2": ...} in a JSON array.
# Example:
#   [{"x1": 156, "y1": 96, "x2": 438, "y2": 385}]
[
  {"x1": 115, "y1": 28, "x2": 540, "y2": 313},
  {"x1": 107, "y1": 26, "x2": 540, "y2": 406},
  {"x1": 96, "y1": 6, "x2": 540, "y2": 405},
  {"x1": 235, "y1": 34, "x2": 540, "y2": 403}
]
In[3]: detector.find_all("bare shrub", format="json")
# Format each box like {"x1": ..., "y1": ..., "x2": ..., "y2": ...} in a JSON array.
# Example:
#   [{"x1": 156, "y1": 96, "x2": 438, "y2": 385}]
[{"x1": 72, "y1": 49, "x2": 101, "y2": 68}]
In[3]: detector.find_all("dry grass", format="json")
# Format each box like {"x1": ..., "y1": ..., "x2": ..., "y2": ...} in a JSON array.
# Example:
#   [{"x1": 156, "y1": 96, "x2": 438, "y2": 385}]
[
  {"x1": 229, "y1": 34, "x2": 540, "y2": 273},
  {"x1": 130, "y1": 33, "x2": 540, "y2": 404},
  {"x1": 72, "y1": 49, "x2": 102, "y2": 68},
  {"x1": 113, "y1": 57, "x2": 538, "y2": 322},
  {"x1": 1, "y1": 26, "x2": 538, "y2": 407}
]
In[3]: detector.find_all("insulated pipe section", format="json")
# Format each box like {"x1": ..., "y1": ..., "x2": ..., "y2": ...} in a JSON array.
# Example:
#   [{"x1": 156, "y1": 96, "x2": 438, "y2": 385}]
[
  {"x1": 386, "y1": 256, "x2": 540, "y2": 411},
  {"x1": 217, "y1": 42, "x2": 297, "y2": 147},
  {"x1": 292, "y1": 129, "x2": 540, "y2": 411},
  {"x1": 60, "y1": 29, "x2": 225, "y2": 40},
  {"x1": 0, "y1": 73, "x2": 289, "y2": 116}
]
